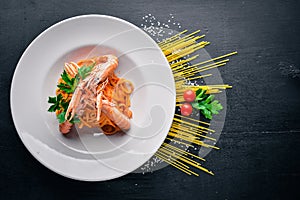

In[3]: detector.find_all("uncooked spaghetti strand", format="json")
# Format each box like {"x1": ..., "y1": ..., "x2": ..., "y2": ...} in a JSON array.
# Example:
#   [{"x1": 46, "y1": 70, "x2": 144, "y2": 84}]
[
  {"x1": 174, "y1": 54, "x2": 224, "y2": 73},
  {"x1": 161, "y1": 35, "x2": 195, "y2": 52},
  {"x1": 155, "y1": 153, "x2": 195, "y2": 176},
  {"x1": 168, "y1": 131, "x2": 217, "y2": 150},
  {"x1": 160, "y1": 30, "x2": 201, "y2": 50},
  {"x1": 159, "y1": 146, "x2": 203, "y2": 166},
  {"x1": 191, "y1": 51, "x2": 237, "y2": 67},
  {"x1": 162, "y1": 36, "x2": 197, "y2": 55},
  {"x1": 165, "y1": 137, "x2": 194, "y2": 147},
  {"x1": 158, "y1": 154, "x2": 200, "y2": 176},
  {"x1": 187, "y1": 74, "x2": 212, "y2": 81},
  {"x1": 176, "y1": 63, "x2": 226, "y2": 79},
  {"x1": 185, "y1": 84, "x2": 232, "y2": 90},
  {"x1": 163, "y1": 35, "x2": 205, "y2": 56},
  {"x1": 193, "y1": 140, "x2": 220, "y2": 150},
  {"x1": 172, "y1": 120, "x2": 209, "y2": 129},
  {"x1": 179, "y1": 59, "x2": 229, "y2": 75},
  {"x1": 171, "y1": 123, "x2": 210, "y2": 136},
  {"x1": 172, "y1": 63, "x2": 189, "y2": 72},
  {"x1": 170, "y1": 55, "x2": 199, "y2": 68},
  {"x1": 166, "y1": 40, "x2": 207, "y2": 60},
  {"x1": 168, "y1": 131, "x2": 198, "y2": 143},
  {"x1": 183, "y1": 58, "x2": 228, "y2": 73},
  {"x1": 170, "y1": 127, "x2": 215, "y2": 141},
  {"x1": 163, "y1": 142, "x2": 206, "y2": 161},
  {"x1": 173, "y1": 118, "x2": 214, "y2": 132},
  {"x1": 160, "y1": 147, "x2": 203, "y2": 169},
  {"x1": 167, "y1": 136, "x2": 197, "y2": 147},
  {"x1": 167, "y1": 41, "x2": 210, "y2": 63},
  {"x1": 175, "y1": 74, "x2": 212, "y2": 85},
  {"x1": 174, "y1": 114, "x2": 210, "y2": 125},
  {"x1": 159, "y1": 146, "x2": 213, "y2": 175},
  {"x1": 156, "y1": 150, "x2": 190, "y2": 169},
  {"x1": 168, "y1": 42, "x2": 209, "y2": 63},
  {"x1": 170, "y1": 124, "x2": 209, "y2": 136},
  {"x1": 172, "y1": 122, "x2": 209, "y2": 134}
]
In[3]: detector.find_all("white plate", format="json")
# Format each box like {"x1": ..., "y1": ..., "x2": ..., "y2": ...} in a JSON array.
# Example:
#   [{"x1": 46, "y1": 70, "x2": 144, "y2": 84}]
[{"x1": 10, "y1": 15, "x2": 175, "y2": 181}]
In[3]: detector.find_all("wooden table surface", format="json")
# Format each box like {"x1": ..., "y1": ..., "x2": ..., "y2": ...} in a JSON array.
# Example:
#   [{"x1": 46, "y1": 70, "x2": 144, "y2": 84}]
[{"x1": 1, "y1": 0, "x2": 299, "y2": 199}]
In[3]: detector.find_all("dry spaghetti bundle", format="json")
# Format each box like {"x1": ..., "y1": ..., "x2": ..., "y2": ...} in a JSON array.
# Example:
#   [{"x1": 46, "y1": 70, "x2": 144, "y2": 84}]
[{"x1": 154, "y1": 30, "x2": 237, "y2": 176}]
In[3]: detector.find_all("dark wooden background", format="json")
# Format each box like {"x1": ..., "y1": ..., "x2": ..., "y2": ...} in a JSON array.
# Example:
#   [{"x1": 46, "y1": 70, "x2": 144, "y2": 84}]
[{"x1": 1, "y1": 0, "x2": 299, "y2": 199}]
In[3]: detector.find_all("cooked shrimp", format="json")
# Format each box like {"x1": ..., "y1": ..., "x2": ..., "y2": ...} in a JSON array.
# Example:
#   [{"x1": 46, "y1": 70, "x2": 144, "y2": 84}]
[
  {"x1": 101, "y1": 100, "x2": 130, "y2": 130},
  {"x1": 65, "y1": 55, "x2": 118, "y2": 121}
]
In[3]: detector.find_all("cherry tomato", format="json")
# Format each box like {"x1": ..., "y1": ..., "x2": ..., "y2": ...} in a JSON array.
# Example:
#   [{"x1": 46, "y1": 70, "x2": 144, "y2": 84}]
[
  {"x1": 180, "y1": 103, "x2": 193, "y2": 116},
  {"x1": 183, "y1": 89, "x2": 196, "y2": 102}
]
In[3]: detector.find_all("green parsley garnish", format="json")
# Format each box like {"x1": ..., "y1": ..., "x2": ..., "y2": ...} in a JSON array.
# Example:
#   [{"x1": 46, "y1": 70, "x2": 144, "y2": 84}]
[
  {"x1": 57, "y1": 70, "x2": 79, "y2": 94},
  {"x1": 47, "y1": 94, "x2": 63, "y2": 112},
  {"x1": 48, "y1": 64, "x2": 94, "y2": 124},
  {"x1": 191, "y1": 89, "x2": 223, "y2": 120},
  {"x1": 57, "y1": 65, "x2": 94, "y2": 94},
  {"x1": 57, "y1": 111, "x2": 67, "y2": 123}
]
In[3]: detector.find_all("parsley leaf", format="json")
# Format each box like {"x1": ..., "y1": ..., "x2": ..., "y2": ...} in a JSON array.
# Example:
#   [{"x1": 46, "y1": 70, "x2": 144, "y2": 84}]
[
  {"x1": 60, "y1": 101, "x2": 69, "y2": 111},
  {"x1": 57, "y1": 65, "x2": 94, "y2": 94},
  {"x1": 61, "y1": 70, "x2": 73, "y2": 86},
  {"x1": 57, "y1": 111, "x2": 66, "y2": 123},
  {"x1": 57, "y1": 83, "x2": 73, "y2": 93},
  {"x1": 210, "y1": 100, "x2": 223, "y2": 115},
  {"x1": 195, "y1": 89, "x2": 208, "y2": 101},
  {"x1": 192, "y1": 89, "x2": 223, "y2": 120},
  {"x1": 47, "y1": 94, "x2": 63, "y2": 112},
  {"x1": 202, "y1": 108, "x2": 212, "y2": 119},
  {"x1": 57, "y1": 70, "x2": 79, "y2": 93},
  {"x1": 48, "y1": 96, "x2": 57, "y2": 104}
]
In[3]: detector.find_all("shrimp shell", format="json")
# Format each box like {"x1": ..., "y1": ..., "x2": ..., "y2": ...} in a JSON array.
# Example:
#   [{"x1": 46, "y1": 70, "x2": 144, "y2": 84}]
[{"x1": 101, "y1": 100, "x2": 130, "y2": 131}]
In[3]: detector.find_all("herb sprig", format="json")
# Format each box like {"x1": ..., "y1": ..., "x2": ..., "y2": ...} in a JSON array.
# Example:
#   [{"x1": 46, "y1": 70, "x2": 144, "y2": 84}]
[
  {"x1": 191, "y1": 89, "x2": 223, "y2": 120},
  {"x1": 57, "y1": 71, "x2": 79, "y2": 93},
  {"x1": 47, "y1": 94, "x2": 63, "y2": 112}
]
